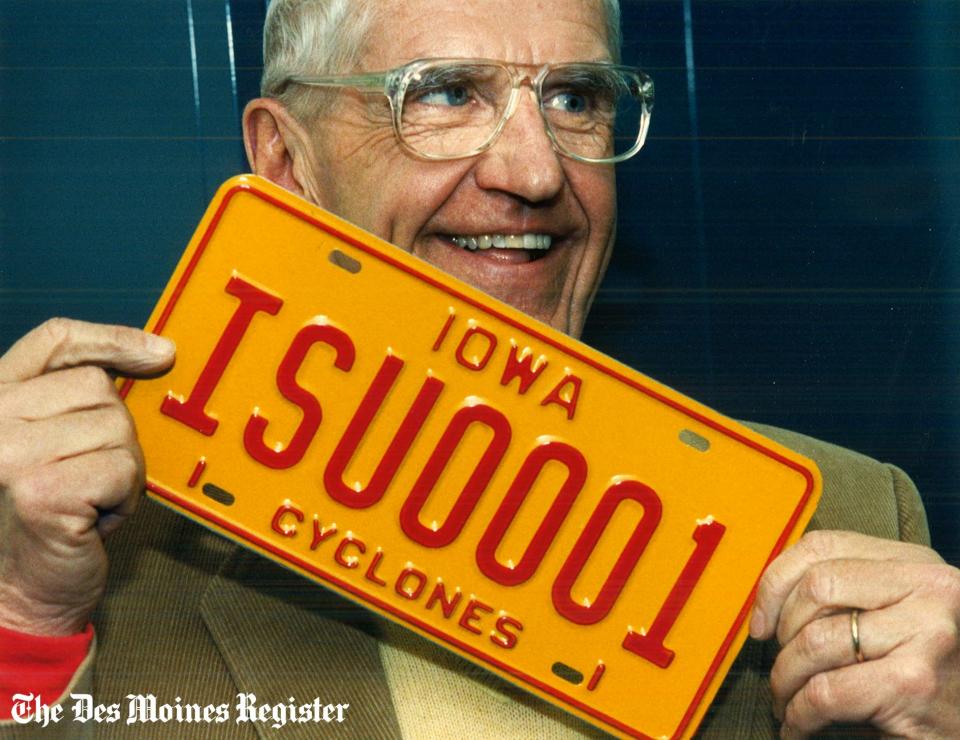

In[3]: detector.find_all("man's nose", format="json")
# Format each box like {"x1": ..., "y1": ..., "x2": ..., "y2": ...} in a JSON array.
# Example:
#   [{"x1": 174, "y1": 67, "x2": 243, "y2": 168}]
[{"x1": 473, "y1": 89, "x2": 565, "y2": 203}]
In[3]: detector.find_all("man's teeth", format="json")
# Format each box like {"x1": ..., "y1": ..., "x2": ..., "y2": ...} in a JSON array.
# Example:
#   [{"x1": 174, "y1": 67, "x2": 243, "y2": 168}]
[{"x1": 450, "y1": 234, "x2": 552, "y2": 251}]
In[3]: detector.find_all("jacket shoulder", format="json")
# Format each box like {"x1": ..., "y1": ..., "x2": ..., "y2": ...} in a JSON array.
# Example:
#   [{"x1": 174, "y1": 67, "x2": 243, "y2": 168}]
[{"x1": 745, "y1": 422, "x2": 930, "y2": 545}]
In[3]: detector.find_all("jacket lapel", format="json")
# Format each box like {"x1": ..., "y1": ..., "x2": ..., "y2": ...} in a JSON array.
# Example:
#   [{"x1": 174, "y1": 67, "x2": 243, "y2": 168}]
[{"x1": 200, "y1": 547, "x2": 403, "y2": 739}]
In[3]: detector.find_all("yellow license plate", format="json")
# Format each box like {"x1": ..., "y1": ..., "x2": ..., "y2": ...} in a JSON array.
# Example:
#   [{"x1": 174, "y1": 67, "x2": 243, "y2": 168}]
[{"x1": 122, "y1": 175, "x2": 821, "y2": 739}]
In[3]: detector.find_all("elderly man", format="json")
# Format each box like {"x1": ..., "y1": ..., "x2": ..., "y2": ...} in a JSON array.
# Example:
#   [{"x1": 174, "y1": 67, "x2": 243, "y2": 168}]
[{"x1": 1, "y1": 0, "x2": 958, "y2": 737}]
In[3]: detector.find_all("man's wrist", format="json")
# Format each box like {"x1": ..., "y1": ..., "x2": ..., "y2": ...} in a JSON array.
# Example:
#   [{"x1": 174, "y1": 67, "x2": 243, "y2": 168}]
[{"x1": 0, "y1": 583, "x2": 94, "y2": 637}]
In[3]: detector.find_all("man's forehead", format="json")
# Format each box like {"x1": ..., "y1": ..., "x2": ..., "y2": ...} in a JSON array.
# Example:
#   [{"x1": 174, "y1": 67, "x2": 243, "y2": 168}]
[{"x1": 360, "y1": 0, "x2": 612, "y2": 68}]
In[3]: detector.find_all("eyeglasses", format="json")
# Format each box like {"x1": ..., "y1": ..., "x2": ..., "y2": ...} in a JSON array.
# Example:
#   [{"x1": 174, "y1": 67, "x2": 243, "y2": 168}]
[{"x1": 282, "y1": 58, "x2": 654, "y2": 164}]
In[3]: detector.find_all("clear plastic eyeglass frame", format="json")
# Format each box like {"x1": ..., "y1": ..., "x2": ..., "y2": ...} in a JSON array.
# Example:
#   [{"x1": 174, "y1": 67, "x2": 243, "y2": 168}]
[{"x1": 283, "y1": 57, "x2": 654, "y2": 164}]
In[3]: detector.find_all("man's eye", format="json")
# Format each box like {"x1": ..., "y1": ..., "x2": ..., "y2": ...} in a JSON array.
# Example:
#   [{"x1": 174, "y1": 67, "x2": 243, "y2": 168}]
[
  {"x1": 545, "y1": 91, "x2": 591, "y2": 114},
  {"x1": 415, "y1": 84, "x2": 472, "y2": 107}
]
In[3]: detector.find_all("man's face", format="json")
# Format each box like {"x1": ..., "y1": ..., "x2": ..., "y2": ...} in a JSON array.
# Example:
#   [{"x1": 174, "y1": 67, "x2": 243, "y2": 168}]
[{"x1": 300, "y1": 0, "x2": 617, "y2": 338}]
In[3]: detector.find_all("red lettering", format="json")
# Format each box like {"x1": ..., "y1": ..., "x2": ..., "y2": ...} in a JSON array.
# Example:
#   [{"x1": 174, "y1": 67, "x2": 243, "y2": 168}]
[
  {"x1": 539, "y1": 374, "x2": 582, "y2": 421},
  {"x1": 455, "y1": 325, "x2": 497, "y2": 371},
  {"x1": 244, "y1": 322, "x2": 355, "y2": 469},
  {"x1": 325, "y1": 356, "x2": 444, "y2": 509},
  {"x1": 476, "y1": 441, "x2": 587, "y2": 586},
  {"x1": 499, "y1": 343, "x2": 548, "y2": 394},
  {"x1": 270, "y1": 503, "x2": 303, "y2": 537},
  {"x1": 587, "y1": 663, "x2": 606, "y2": 691},
  {"x1": 552, "y1": 480, "x2": 662, "y2": 625},
  {"x1": 334, "y1": 537, "x2": 365, "y2": 569},
  {"x1": 186, "y1": 457, "x2": 206, "y2": 488},
  {"x1": 622, "y1": 519, "x2": 726, "y2": 668},
  {"x1": 399, "y1": 403, "x2": 511, "y2": 547},
  {"x1": 458, "y1": 598, "x2": 494, "y2": 635},
  {"x1": 364, "y1": 549, "x2": 388, "y2": 586},
  {"x1": 424, "y1": 582, "x2": 462, "y2": 618},
  {"x1": 162, "y1": 275, "x2": 282, "y2": 435},
  {"x1": 491, "y1": 615, "x2": 523, "y2": 649},
  {"x1": 431, "y1": 310, "x2": 456, "y2": 352},
  {"x1": 395, "y1": 567, "x2": 428, "y2": 600},
  {"x1": 310, "y1": 519, "x2": 338, "y2": 550}
]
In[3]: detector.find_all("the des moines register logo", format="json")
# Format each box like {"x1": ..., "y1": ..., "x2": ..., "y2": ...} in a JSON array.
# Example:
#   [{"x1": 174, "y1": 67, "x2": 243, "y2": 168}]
[{"x1": 10, "y1": 692, "x2": 349, "y2": 729}]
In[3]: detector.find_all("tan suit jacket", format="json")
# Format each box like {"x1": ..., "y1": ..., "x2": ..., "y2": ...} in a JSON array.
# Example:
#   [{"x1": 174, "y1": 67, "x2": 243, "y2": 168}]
[{"x1": 1, "y1": 423, "x2": 931, "y2": 738}]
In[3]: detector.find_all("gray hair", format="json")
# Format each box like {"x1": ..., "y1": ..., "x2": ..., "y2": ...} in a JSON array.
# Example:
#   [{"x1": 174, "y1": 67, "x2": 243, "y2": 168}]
[
  {"x1": 261, "y1": 0, "x2": 622, "y2": 120},
  {"x1": 260, "y1": 0, "x2": 379, "y2": 120}
]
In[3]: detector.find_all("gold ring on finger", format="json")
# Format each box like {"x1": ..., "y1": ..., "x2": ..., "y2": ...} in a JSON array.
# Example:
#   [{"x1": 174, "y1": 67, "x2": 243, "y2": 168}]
[{"x1": 849, "y1": 608, "x2": 865, "y2": 663}]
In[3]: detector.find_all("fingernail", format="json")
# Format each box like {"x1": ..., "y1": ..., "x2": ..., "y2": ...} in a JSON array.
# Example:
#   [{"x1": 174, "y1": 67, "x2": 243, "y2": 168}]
[
  {"x1": 146, "y1": 333, "x2": 175, "y2": 355},
  {"x1": 749, "y1": 607, "x2": 765, "y2": 638}
]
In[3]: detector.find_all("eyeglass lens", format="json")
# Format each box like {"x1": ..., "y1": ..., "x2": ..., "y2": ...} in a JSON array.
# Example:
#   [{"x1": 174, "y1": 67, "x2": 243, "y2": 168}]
[{"x1": 398, "y1": 62, "x2": 646, "y2": 161}]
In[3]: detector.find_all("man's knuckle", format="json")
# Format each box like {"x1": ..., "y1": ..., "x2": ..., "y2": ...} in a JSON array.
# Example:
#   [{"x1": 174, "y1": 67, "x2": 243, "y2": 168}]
[
  {"x1": 35, "y1": 317, "x2": 78, "y2": 362},
  {"x1": 32, "y1": 317, "x2": 89, "y2": 371},
  {"x1": 799, "y1": 566, "x2": 838, "y2": 608},
  {"x1": 925, "y1": 613, "x2": 958, "y2": 658},
  {"x1": 797, "y1": 530, "x2": 835, "y2": 560},
  {"x1": 118, "y1": 443, "x2": 138, "y2": 469},
  {"x1": 928, "y1": 564, "x2": 960, "y2": 609},
  {"x1": 117, "y1": 407, "x2": 139, "y2": 446},
  {"x1": 803, "y1": 671, "x2": 837, "y2": 715},
  {"x1": 102, "y1": 400, "x2": 131, "y2": 430},
  {"x1": 37, "y1": 317, "x2": 73, "y2": 346},
  {"x1": 795, "y1": 620, "x2": 830, "y2": 661},
  {"x1": 111, "y1": 420, "x2": 138, "y2": 453},
  {"x1": 118, "y1": 445, "x2": 144, "y2": 485}
]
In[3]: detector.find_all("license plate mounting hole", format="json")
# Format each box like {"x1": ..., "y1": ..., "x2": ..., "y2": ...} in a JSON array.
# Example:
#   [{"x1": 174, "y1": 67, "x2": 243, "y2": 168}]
[
  {"x1": 202, "y1": 482, "x2": 235, "y2": 506},
  {"x1": 551, "y1": 661, "x2": 584, "y2": 685},
  {"x1": 679, "y1": 428, "x2": 710, "y2": 452},
  {"x1": 329, "y1": 249, "x2": 362, "y2": 274}
]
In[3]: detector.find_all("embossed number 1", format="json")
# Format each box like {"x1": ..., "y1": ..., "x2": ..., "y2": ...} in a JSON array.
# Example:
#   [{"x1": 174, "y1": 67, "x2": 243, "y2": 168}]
[{"x1": 622, "y1": 519, "x2": 726, "y2": 668}]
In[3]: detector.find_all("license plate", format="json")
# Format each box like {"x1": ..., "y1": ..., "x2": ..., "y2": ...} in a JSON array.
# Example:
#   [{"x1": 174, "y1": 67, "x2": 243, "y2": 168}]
[{"x1": 122, "y1": 175, "x2": 821, "y2": 739}]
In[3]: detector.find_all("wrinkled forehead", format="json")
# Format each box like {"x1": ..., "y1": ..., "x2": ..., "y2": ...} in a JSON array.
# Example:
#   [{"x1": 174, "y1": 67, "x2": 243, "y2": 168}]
[{"x1": 362, "y1": 0, "x2": 613, "y2": 69}]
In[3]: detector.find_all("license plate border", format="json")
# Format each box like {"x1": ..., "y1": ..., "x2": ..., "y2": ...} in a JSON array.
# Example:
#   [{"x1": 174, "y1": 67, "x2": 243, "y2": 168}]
[{"x1": 122, "y1": 175, "x2": 820, "y2": 740}]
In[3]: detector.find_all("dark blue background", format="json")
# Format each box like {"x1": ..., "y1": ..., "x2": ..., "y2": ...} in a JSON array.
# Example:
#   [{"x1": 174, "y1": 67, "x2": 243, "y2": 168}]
[{"x1": 2, "y1": 1, "x2": 957, "y2": 559}]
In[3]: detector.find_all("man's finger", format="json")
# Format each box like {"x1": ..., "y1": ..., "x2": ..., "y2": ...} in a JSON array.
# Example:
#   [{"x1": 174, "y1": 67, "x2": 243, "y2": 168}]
[
  {"x1": 772, "y1": 558, "x2": 929, "y2": 645},
  {"x1": 750, "y1": 530, "x2": 942, "y2": 640},
  {"x1": 0, "y1": 405, "x2": 136, "y2": 474},
  {"x1": 0, "y1": 318, "x2": 175, "y2": 383},
  {"x1": 779, "y1": 656, "x2": 917, "y2": 738},
  {"x1": 771, "y1": 607, "x2": 905, "y2": 720},
  {"x1": 0, "y1": 365, "x2": 121, "y2": 421},
  {"x1": 11, "y1": 444, "x2": 143, "y2": 538}
]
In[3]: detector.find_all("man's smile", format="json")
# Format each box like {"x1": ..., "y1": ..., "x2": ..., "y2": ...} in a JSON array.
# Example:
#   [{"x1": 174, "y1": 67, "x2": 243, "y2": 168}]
[
  {"x1": 449, "y1": 233, "x2": 552, "y2": 251},
  {"x1": 427, "y1": 231, "x2": 565, "y2": 267},
  {"x1": 427, "y1": 212, "x2": 577, "y2": 269},
  {"x1": 440, "y1": 233, "x2": 555, "y2": 265}
]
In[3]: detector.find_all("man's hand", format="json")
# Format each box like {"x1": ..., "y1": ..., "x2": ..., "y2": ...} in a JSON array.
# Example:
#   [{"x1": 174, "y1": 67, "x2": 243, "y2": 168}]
[
  {"x1": 0, "y1": 319, "x2": 175, "y2": 636},
  {"x1": 751, "y1": 530, "x2": 960, "y2": 738}
]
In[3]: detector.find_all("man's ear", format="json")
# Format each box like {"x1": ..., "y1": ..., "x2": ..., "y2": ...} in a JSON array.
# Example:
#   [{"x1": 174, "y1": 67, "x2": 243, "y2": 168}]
[{"x1": 242, "y1": 97, "x2": 320, "y2": 201}]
